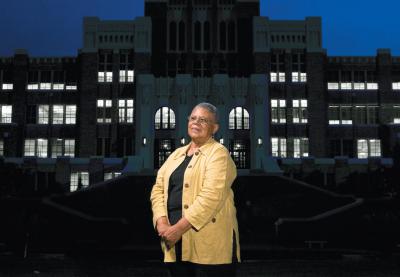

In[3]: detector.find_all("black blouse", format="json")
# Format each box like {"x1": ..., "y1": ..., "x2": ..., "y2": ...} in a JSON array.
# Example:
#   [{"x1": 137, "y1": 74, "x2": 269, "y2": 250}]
[{"x1": 167, "y1": 155, "x2": 193, "y2": 225}]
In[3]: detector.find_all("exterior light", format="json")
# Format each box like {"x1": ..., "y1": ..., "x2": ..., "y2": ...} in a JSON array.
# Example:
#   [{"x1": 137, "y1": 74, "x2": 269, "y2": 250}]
[
  {"x1": 219, "y1": 138, "x2": 224, "y2": 145},
  {"x1": 257, "y1": 137, "x2": 263, "y2": 146},
  {"x1": 142, "y1": 137, "x2": 147, "y2": 146},
  {"x1": 180, "y1": 137, "x2": 186, "y2": 145}
]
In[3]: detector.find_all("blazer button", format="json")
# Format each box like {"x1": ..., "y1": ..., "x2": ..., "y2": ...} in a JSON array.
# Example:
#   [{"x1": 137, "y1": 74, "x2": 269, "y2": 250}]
[
  {"x1": 211, "y1": 218, "x2": 216, "y2": 223},
  {"x1": 195, "y1": 152, "x2": 199, "y2": 156},
  {"x1": 188, "y1": 165, "x2": 192, "y2": 168},
  {"x1": 184, "y1": 204, "x2": 189, "y2": 209},
  {"x1": 184, "y1": 183, "x2": 189, "y2": 188}
]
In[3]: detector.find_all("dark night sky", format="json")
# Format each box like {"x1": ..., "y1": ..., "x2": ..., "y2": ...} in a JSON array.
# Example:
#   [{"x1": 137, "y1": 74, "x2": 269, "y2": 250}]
[{"x1": 0, "y1": 0, "x2": 399, "y2": 57}]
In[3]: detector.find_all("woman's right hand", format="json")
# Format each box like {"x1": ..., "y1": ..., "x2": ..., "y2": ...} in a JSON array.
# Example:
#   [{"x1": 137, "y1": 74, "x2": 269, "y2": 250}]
[{"x1": 156, "y1": 216, "x2": 170, "y2": 237}]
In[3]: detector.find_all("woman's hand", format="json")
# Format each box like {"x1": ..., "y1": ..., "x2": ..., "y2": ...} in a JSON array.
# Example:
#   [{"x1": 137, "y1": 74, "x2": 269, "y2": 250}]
[
  {"x1": 156, "y1": 216, "x2": 170, "y2": 237},
  {"x1": 162, "y1": 217, "x2": 192, "y2": 248}
]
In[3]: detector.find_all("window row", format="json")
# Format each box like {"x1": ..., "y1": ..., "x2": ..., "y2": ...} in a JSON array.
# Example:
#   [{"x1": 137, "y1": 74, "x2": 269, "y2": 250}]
[
  {"x1": 328, "y1": 105, "x2": 379, "y2": 125},
  {"x1": 98, "y1": 70, "x2": 135, "y2": 83},
  {"x1": 98, "y1": 34, "x2": 134, "y2": 44},
  {"x1": 154, "y1": 106, "x2": 250, "y2": 130},
  {"x1": 271, "y1": 137, "x2": 309, "y2": 158},
  {"x1": 270, "y1": 72, "x2": 307, "y2": 83},
  {"x1": 70, "y1": 171, "x2": 121, "y2": 192},
  {"x1": 271, "y1": 99, "x2": 308, "y2": 124},
  {"x1": 329, "y1": 139, "x2": 381, "y2": 158},
  {"x1": 27, "y1": 83, "x2": 77, "y2": 91},
  {"x1": 27, "y1": 105, "x2": 76, "y2": 125},
  {"x1": 272, "y1": 137, "x2": 381, "y2": 159},
  {"x1": 97, "y1": 99, "x2": 134, "y2": 124},
  {"x1": 1, "y1": 84, "x2": 13, "y2": 90},
  {"x1": 24, "y1": 138, "x2": 75, "y2": 158},
  {"x1": 27, "y1": 70, "x2": 77, "y2": 91},
  {"x1": 327, "y1": 82, "x2": 378, "y2": 91}
]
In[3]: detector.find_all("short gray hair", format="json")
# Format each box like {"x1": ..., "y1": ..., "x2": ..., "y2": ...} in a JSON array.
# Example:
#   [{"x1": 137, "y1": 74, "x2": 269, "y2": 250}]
[{"x1": 193, "y1": 102, "x2": 219, "y2": 123}]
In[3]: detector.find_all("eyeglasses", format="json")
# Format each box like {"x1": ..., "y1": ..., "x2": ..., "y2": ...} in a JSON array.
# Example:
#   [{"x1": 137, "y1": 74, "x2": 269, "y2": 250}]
[{"x1": 187, "y1": 115, "x2": 214, "y2": 125}]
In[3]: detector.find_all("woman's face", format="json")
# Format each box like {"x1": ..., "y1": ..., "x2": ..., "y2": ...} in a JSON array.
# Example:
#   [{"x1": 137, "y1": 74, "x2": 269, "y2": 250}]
[{"x1": 187, "y1": 107, "x2": 219, "y2": 143}]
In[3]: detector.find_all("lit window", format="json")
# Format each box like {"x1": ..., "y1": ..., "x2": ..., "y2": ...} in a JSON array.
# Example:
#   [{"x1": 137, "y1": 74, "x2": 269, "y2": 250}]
[
  {"x1": 293, "y1": 137, "x2": 309, "y2": 158},
  {"x1": 327, "y1": 83, "x2": 339, "y2": 90},
  {"x1": 328, "y1": 106, "x2": 340, "y2": 125},
  {"x1": 366, "y1": 83, "x2": 378, "y2": 90},
  {"x1": 271, "y1": 53, "x2": 285, "y2": 83},
  {"x1": 52, "y1": 105, "x2": 64, "y2": 124},
  {"x1": 155, "y1": 139, "x2": 175, "y2": 168},
  {"x1": 37, "y1": 139, "x2": 48, "y2": 157},
  {"x1": 291, "y1": 53, "x2": 306, "y2": 83},
  {"x1": 271, "y1": 137, "x2": 287, "y2": 157},
  {"x1": 38, "y1": 105, "x2": 49, "y2": 124},
  {"x1": 278, "y1": 72, "x2": 285, "y2": 82},
  {"x1": 155, "y1": 107, "x2": 176, "y2": 130},
  {"x1": 64, "y1": 139, "x2": 75, "y2": 157},
  {"x1": 51, "y1": 138, "x2": 75, "y2": 158},
  {"x1": 0, "y1": 105, "x2": 12, "y2": 123},
  {"x1": 24, "y1": 138, "x2": 48, "y2": 157},
  {"x1": 340, "y1": 83, "x2": 352, "y2": 90},
  {"x1": 119, "y1": 70, "x2": 134, "y2": 83},
  {"x1": 357, "y1": 139, "x2": 381, "y2": 158},
  {"x1": 104, "y1": 172, "x2": 121, "y2": 181},
  {"x1": 118, "y1": 99, "x2": 134, "y2": 123},
  {"x1": 70, "y1": 172, "x2": 89, "y2": 192},
  {"x1": 341, "y1": 106, "x2": 352, "y2": 125},
  {"x1": 353, "y1": 83, "x2": 365, "y2": 90},
  {"x1": 271, "y1": 99, "x2": 286, "y2": 124},
  {"x1": 65, "y1": 105, "x2": 76, "y2": 124},
  {"x1": 24, "y1": 139, "x2": 36, "y2": 156},
  {"x1": 229, "y1": 139, "x2": 250, "y2": 169},
  {"x1": 393, "y1": 82, "x2": 400, "y2": 90},
  {"x1": 292, "y1": 100, "x2": 307, "y2": 123},
  {"x1": 106, "y1": 72, "x2": 113, "y2": 82},
  {"x1": 66, "y1": 85, "x2": 77, "y2": 90},
  {"x1": 292, "y1": 72, "x2": 307, "y2": 83},
  {"x1": 97, "y1": 99, "x2": 112, "y2": 123},
  {"x1": 98, "y1": 72, "x2": 105, "y2": 82},
  {"x1": 98, "y1": 72, "x2": 113, "y2": 83},
  {"x1": 2, "y1": 84, "x2": 13, "y2": 90},
  {"x1": 229, "y1": 107, "x2": 250, "y2": 129},
  {"x1": 27, "y1": 84, "x2": 39, "y2": 90},
  {"x1": 53, "y1": 83, "x2": 65, "y2": 90},
  {"x1": 39, "y1": 83, "x2": 51, "y2": 90}
]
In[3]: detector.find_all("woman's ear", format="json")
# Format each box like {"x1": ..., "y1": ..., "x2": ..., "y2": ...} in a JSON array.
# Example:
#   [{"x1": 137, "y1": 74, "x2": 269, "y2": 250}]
[{"x1": 213, "y1": 123, "x2": 220, "y2": 135}]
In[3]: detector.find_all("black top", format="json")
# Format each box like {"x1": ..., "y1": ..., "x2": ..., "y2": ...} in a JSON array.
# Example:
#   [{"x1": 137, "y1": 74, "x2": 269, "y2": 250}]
[{"x1": 167, "y1": 155, "x2": 192, "y2": 225}]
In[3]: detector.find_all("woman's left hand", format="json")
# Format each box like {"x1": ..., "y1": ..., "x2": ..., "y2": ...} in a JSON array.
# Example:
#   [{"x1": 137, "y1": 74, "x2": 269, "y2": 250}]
[{"x1": 162, "y1": 225, "x2": 183, "y2": 247}]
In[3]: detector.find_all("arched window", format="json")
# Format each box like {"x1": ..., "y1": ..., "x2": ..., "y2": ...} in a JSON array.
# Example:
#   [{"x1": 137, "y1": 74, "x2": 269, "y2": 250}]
[
  {"x1": 179, "y1": 21, "x2": 186, "y2": 51},
  {"x1": 194, "y1": 21, "x2": 201, "y2": 51},
  {"x1": 169, "y1": 21, "x2": 177, "y2": 51},
  {"x1": 229, "y1": 107, "x2": 250, "y2": 129},
  {"x1": 155, "y1": 107, "x2": 176, "y2": 130}
]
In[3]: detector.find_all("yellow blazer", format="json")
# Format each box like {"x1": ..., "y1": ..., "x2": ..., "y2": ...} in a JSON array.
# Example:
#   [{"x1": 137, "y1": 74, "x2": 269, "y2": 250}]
[{"x1": 150, "y1": 138, "x2": 240, "y2": 264}]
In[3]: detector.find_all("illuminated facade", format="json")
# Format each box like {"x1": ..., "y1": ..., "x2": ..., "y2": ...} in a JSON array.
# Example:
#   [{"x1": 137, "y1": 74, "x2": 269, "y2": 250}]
[{"x1": 0, "y1": 0, "x2": 399, "y2": 190}]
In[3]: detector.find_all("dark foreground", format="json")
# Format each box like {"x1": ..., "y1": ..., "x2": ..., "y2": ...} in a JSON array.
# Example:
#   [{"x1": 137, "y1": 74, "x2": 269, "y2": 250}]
[{"x1": 1, "y1": 251, "x2": 400, "y2": 277}]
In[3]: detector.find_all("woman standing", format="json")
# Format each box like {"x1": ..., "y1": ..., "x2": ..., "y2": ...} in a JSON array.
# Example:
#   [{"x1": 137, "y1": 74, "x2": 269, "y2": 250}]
[{"x1": 150, "y1": 102, "x2": 240, "y2": 276}]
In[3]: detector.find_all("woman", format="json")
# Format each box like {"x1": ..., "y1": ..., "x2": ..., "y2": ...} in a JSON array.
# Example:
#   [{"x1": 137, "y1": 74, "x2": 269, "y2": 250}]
[{"x1": 150, "y1": 102, "x2": 240, "y2": 276}]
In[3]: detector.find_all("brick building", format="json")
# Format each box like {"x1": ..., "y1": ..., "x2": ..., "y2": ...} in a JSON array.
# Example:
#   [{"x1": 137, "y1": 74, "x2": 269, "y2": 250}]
[{"x1": 0, "y1": 0, "x2": 399, "y2": 191}]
